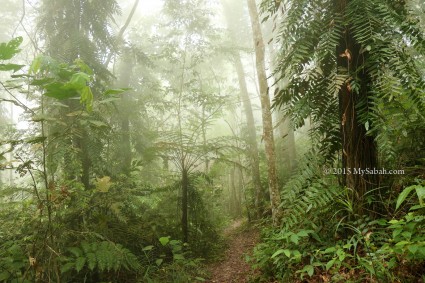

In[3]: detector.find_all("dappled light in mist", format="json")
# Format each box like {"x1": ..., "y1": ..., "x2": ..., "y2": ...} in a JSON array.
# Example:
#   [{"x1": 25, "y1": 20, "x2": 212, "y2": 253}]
[{"x1": 1, "y1": 0, "x2": 425, "y2": 282}]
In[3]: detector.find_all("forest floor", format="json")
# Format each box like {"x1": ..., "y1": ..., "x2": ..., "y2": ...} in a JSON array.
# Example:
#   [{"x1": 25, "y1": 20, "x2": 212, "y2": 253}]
[{"x1": 206, "y1": 219, "x2": 260, "y2": 283}]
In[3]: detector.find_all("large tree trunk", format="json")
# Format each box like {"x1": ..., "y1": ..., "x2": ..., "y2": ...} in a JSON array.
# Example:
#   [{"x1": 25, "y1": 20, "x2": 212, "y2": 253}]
[
  {"x1": 221, "y1": 0, "x2": 264, "y2": 218},
  {"x1": 336, "y1": 0, "x2": 378, "y2": 213},
  {"x1": 247, "y1": 0, "x2": 281, "y2": 225}
]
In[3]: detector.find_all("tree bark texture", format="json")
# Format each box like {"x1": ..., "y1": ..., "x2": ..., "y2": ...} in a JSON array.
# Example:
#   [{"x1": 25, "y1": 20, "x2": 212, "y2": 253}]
[
  {"x1": 336, "y1": 0, "x2": 378, "y2": 213},
  {"x1": 247, "y1": 0, "x2": 282, "y2": 225}
]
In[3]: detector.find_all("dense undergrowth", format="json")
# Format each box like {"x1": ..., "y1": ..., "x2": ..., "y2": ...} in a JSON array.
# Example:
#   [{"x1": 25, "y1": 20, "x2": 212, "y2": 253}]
[
  {"x1": 251, "y1": 147, "x2": 425, "y2": 282},
  {"x1": 1, "y1": 0, "x2": 425, "y2": 282}
]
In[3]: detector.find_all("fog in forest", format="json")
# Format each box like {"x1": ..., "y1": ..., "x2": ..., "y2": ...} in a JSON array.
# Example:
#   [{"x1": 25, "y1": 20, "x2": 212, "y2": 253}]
[{"x1": 1, "y1": 0, "x2": 425, "y2": 282}]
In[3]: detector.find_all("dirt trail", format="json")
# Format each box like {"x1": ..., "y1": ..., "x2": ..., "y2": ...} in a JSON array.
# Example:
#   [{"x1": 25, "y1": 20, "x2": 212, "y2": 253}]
[{"x1": 207, "y1": 219, "x2": 259, "y2": 283}]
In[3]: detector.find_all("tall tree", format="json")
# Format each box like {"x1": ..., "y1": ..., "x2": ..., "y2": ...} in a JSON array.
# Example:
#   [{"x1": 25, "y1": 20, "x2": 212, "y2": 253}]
[
  {"x1": 159, "y1": 0, "x2": 228, "y2": 242},
  {"x1": 247, "y1": 0, "x2": 282, "y2": 224},
  {"x1": 265, "y1": 0, "x2": 425, "y2": 213},
  {"x1": 221, "y1": 0, "x2": 264, "y2": 218},
  {"x1": 37, "y1": 0, "x2": 120, "y2": 188}
]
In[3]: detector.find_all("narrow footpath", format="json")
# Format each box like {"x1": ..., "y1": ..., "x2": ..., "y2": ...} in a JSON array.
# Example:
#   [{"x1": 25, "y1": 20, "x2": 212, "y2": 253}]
[{"x1": 207, "y1": 219, "x2": 260, "y2": 283}]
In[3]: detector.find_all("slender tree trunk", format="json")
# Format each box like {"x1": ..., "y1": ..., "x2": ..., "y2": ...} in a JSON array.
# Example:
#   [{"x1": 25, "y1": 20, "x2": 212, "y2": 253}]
[
  {"x1": 336, "y1": 0, "x2": 378, "y2": 213},
  {"x1": 263, "y1": 17, "x2": 297, "y2": 179},
  {"x1": 234, "y1": 56, "x2": 264, "y2": 217},
  {"x1": 181, "y1": 168, "x2": 189, "y2": 243},
  {"x1": 117, "y1": 53, "x2": 133, "y2": 174},
  {"x1": 201, "y1": 105, "x2": 209, "y2": 172},
  {"x1": 247, "y1": 0, "x2": 282, "y2": 225},
  {"x1": 221, "y1": 0, "x2": 264, "y2": 218}
]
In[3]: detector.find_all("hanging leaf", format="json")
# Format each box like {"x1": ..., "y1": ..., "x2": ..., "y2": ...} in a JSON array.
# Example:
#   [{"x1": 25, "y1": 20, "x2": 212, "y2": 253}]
[
  {"x1": 80, "y1": 86, "x2": 94, "y2": 112},
  {"x1": 0, "y1": 37, "x2": 23, "y2": 60},
  {"x1": 104, "y1": 88, "x2": 132, "y2": 96},
  {"x1": 396, "y1": 185, "x2": 418, "y2": 210},
  {"x1": 73, "y1": 58, "x2": 94, "y2": 75},
  {"x1": 29, "y1": 55, "x2": 43, "y2": 74},
  {"x1": 64, "y1": 72, "x2": 90, "y2": 90},
  {"x1": 43, "y1": 82, "x2": 79, "y2": 100},
  {"x1": 0, "y1": 64, "x2": 25, "y2": 72}
]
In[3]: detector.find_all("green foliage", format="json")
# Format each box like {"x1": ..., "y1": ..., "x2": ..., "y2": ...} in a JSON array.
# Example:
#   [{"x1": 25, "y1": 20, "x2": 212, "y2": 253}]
[
  {"x1": 61, "y1": 241, "x2": 140, "y2": 274},
  {"x1": 250, "y1": 1, "x2": 425, "y2": 281},
  {"x1": 0, "y1": 37, "x2": 22, "y2": 60},
  {"x1": 253, "y1": 182, "x2": 425, "y2": 282},
  {"x1": 0, "y1": 242, "x2": 29, "y2": 283},
  {"x1": 396, "y1": 184, "x2": 425, "y2": 210},
  {"x1": 278, "y1": 149, "x2": 341, "y2": 229},
  {"x1": 30, "y1": 56, "x2": 94, "y2": 111}
]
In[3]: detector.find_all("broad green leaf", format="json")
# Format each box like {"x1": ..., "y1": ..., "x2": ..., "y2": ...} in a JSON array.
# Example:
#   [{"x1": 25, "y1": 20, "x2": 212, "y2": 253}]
[
  {"x1": 271, "y1": 249, "x2": 290, "y2": 258},
  {"x1": 395, "y1": 240, "x2": 410, "y2": 247},
  {"x1": 74, "y1": 58, "x2": 94, "y2": 75},
  {"x1": 0, "y1": 63, "x2": 25, "y2": 72},
  {"x1": 401, "y1": 231, "x2": 412, "y2": 240},
  {"x1": 155, "y1": 259, "x2": 163, "y2": 266},
  {"x1": 80, "y1": 86, "x2": 93, "y2": 112},
  {"x1": 290, "y1": 234, "x2": 299, "y2": 244},
  {"x1": 305, "y1": 265, "x2": 314, "y2": 277},
  {"x1": 408, "y1": 244, "x2": 419, "y2": 254},
  {"x1": 64, "y1": 72, "x2": 90, "y2": 90},
  {"x1": 173, "y1": 254, "x2": 185, "y2": 260},
  {"x1": 297, "y1": 230, "x2": 310, "y2": 237},
  {"x1": 43, "y1": 82, "x2": 79, "y2": 100},
  {"x1": 30, "y1": 78, "x2": 54, "y2": 86},
  {"x1": 0, "y1": 37, "x2": 23, "y2": 60},
  {"x1": 292, "y1": 250, "x2": 302, "y2": 261},
  {"x1": 159, "y1": 236, "x2": 170, "y2": 246},
  {"x1": 326, "y1": 258, "x2": 336, "y2": 270},
  {"x1": 415, "y1": 186, "x2": 425, "y2": 205},
  {"x1": 142, "y1": 245, "x2": 154, "y2": 251},
  {"x1": 104, "y1": 88, "x2": 132, "y2": 96},
  {"x1": 396, "y1": 185, "x2": 418, "y2": 210},
  {"x1": 29, "y1": 55, "x2": 43, "y2": 74}
]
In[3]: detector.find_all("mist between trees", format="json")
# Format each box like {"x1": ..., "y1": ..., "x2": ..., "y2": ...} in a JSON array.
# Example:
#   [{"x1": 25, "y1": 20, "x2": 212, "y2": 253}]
[{"x1": 1, "y1": 0, "x2": 425, "y2": 282}]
